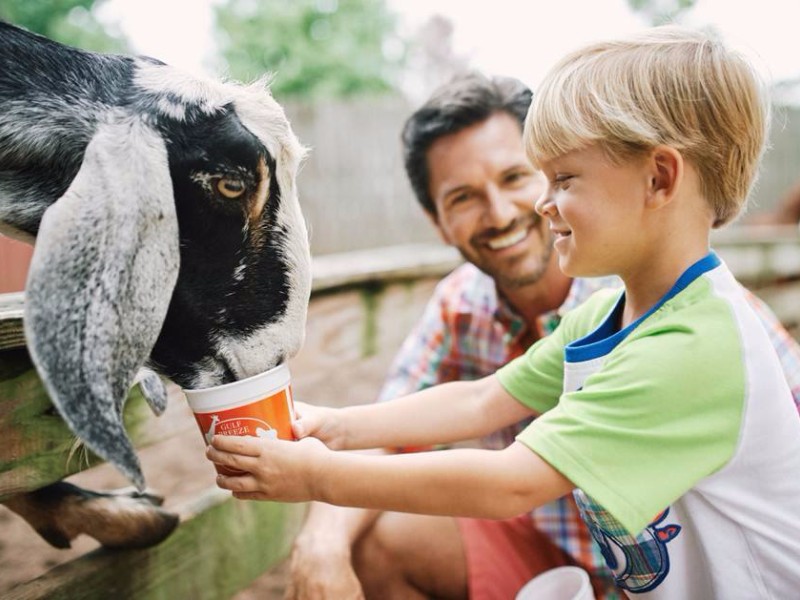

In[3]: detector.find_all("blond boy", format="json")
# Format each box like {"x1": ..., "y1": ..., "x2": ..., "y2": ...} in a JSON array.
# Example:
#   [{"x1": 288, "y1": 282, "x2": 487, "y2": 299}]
[{"x1": 209, "y1": 27, "x2": 800, "y2": 598}]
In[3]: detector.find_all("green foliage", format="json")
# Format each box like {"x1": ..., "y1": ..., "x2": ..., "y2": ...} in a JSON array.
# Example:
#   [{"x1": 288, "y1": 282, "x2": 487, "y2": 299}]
[
  {"x1": 214, "y1": 0, "x2": 406, "y2": 100},
  {"x1": 627, "y1": 0, "x2": 698, "y2": 25},
  {"x1": 0, "y1": 0, "x2": 129, "y2": 53}
]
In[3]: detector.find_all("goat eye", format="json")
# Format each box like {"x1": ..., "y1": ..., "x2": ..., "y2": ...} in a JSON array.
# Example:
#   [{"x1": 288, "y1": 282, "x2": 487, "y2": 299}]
[{"x1": 216, "y1": 177, "x2": 246, "y2": 199}]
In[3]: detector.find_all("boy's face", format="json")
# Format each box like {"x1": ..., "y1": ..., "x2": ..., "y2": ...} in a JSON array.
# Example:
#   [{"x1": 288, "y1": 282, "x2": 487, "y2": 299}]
[
  {"x1": 536, "y1": 144, "x2": 651, "y2": 278},
  {"x1": 427, "y1": 112, "x2": 553, "y2": 290}
]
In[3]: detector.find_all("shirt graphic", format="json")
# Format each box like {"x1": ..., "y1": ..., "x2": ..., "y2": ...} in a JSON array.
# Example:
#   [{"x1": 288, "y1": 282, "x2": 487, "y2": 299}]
[{"x1": 576, "y1": 491, "x2": 681, "y2": 593}]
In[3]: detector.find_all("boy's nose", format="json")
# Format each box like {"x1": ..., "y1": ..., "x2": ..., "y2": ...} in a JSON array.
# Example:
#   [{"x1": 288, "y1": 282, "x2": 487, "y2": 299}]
[{"x1": 534, "y1": 189, "x2": 555, "y2": 218}]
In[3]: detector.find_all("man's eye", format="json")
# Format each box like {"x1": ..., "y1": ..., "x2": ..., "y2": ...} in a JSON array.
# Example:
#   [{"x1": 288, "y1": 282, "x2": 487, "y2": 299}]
[
  {"x1": 448, "y1": 192, "x2": 471, "y2": 206},
  {"x1": 216, "y1": 177, "x2": 246, "y2": 199}
]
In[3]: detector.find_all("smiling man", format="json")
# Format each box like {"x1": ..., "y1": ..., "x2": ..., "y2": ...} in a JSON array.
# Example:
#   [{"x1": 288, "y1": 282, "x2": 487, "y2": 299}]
[
  {"x1": 284, "y1": 73, "x2": 800, "y2": 600},
  {"x1": 425, "y1": 112, "x2": 558, "y2": 291}
]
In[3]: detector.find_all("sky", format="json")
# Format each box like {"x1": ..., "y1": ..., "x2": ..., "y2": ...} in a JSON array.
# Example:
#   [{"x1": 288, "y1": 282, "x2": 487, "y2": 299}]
[{"x1": 99, "y1": 0, "x2": 800, "y2": 90}]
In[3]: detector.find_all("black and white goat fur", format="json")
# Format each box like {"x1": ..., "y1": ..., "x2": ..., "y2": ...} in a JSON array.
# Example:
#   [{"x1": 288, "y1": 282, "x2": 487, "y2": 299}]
[{"x1": 0, "y1": 22, "x2": 311, "y2": 547}]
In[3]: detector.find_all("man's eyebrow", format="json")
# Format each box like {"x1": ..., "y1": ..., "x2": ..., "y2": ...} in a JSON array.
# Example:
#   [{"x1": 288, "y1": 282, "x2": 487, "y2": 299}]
[{"x1": 501, "y1": 163, "x2": 533, "y2": 175}]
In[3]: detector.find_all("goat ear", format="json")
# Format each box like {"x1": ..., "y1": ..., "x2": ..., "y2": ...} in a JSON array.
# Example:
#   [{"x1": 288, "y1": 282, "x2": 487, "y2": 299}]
[
  {"x1": 136, "y1": 367, "x2": 169, "y2": 416},
  {"x1": 24, "y1": 120, "x2": 179, "y2": 490}
]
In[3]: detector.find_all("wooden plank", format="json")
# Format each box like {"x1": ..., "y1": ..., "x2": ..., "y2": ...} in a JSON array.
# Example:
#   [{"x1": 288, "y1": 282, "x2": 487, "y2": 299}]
[
  {"x1": 0, "y1": 292, "x2": 24, "y2": 351},
  {"x1": 712, "y1": 225, "x2": 800, "y2": 285},
  {"x1": 0, "y1": 347, "x2": 193, "y2": 500},
  {"x1": 712, "y1": 224, "x2": 800, "y2": 245},
  {"x1": 751, "y1": 283, "x2": 800, "y2": 331},
  {"x1": 5, "y1": 488, "x2": 307, "y2": 600},
  {"x1": 311, "y1": 243, "x2": 461, "y2": 293}
]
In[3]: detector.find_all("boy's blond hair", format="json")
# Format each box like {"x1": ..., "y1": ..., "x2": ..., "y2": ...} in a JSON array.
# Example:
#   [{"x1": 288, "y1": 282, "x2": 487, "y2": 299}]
[{"x1": 524, "y1": 26, "x2": 769, "y2": 227}]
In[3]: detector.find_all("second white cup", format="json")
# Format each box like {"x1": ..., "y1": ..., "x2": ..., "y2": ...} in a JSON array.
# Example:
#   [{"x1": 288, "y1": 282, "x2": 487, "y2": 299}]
[{"x1": 516, "y1": 566, "x2": 595, "y2": 600}]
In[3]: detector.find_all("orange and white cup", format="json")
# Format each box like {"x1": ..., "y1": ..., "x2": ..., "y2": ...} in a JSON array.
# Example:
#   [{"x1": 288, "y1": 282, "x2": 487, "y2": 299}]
[{"x1": 183, "y1": 363, "x2": 295, "y2": 476}]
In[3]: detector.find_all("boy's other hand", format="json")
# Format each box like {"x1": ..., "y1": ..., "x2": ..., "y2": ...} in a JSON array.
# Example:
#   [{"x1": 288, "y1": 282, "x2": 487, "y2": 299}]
[
  {"x1": 292, "y1": 401, "x2": 347, "y2": 450},
  {"x1": 207, "y1": 434, "x2": 330, "y2": 503}
]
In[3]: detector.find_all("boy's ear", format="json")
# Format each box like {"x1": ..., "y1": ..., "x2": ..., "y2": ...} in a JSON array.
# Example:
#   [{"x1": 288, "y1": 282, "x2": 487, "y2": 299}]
[{"x1": 647, "y1": 146, "x2": 683, "y2": 210}]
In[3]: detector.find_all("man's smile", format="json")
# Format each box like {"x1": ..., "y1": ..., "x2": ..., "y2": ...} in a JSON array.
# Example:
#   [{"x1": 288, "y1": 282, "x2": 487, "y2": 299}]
[
  {"x1": 473, "y1": 214, "x2": 542, "y2": 254},
  {"x1": 486, "y1": 227, "x2": 529, "y2": 250}
]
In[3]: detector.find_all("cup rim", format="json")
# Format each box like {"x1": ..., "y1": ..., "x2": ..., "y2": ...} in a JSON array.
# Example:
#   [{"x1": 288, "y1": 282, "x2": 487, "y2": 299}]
[
  {"x1": 516, "y1": 566, "x2": 593, "y2": 600},
  {"x1": 183, "y1": 363, "x2": 291, "y2": 410}
]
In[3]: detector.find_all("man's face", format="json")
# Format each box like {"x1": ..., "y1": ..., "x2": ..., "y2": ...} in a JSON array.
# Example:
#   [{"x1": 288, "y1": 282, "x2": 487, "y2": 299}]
[{"x1": 428, "y1": 112, "x2": 552, "y2": 289}]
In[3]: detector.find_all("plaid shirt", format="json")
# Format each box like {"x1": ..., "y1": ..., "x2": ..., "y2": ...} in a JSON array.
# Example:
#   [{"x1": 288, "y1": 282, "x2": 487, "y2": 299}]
[{"x1": 378, "y1": 262, "x2": 800, "y2": 596}]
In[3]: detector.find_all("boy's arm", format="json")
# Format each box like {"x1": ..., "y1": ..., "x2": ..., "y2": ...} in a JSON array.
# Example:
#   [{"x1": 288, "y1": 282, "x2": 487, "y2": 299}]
[
  {"x1": 209, "y1": 437, "x2": 574, "y2": 519},
  {"x1": 321, "y1": 443, "x2": 573, "y2": 518},
  {"x1": 294, "y1": 375, "x2": 535, "y2": 451}
]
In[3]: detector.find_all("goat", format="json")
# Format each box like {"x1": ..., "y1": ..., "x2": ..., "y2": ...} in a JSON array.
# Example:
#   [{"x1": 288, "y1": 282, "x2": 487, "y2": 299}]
[{"x1": 0, "y1": 21, "x2": 311, "y2": 548}]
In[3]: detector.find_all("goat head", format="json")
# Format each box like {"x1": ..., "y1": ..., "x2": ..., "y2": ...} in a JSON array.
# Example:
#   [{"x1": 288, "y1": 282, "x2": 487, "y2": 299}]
[{"x1": 0, "y1": 21, "x2": 312, "y2": 489}]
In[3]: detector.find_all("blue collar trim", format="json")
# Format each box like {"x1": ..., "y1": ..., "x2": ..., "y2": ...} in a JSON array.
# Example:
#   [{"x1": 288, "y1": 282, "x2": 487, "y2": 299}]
[{"x1": 564, "y1": 252, "x2": 721, "y2": 363}]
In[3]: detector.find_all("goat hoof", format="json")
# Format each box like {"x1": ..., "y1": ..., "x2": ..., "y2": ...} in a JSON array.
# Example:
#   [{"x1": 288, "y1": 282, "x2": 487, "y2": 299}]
[
  {"x1": 5, "y1": 481, "x2": 179, "y2": 550},
  {"x1": 86, "y1": 493, "x2": 180, "y2": 549}
]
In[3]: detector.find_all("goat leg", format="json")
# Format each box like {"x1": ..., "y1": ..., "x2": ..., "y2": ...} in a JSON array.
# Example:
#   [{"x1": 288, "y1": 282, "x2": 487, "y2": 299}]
[{"x1": 4, "y1": 481, "x2": 179, "y2": 549}]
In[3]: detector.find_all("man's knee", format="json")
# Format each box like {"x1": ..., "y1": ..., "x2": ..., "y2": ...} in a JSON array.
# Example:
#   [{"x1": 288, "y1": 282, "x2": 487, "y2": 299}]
[
  {"x1": 352, "y1": 512, "x2": 413, "y2": 576},
  {"x1": 353, "y1": 512, "x2": 468, "y2": 599}
]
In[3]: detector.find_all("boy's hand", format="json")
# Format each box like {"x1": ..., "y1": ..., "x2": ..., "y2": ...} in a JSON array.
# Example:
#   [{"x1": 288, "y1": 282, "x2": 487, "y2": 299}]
[
  {"x1": 292, "y1": 401, "x2": 347, "y2": 449},
  {"x1": 207, "y1": 434, "x2": 330, "y2": 502}
]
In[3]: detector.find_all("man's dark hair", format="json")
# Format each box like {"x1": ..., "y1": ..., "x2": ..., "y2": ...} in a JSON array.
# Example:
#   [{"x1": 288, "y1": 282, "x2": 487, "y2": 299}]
[{"x1": 401, "y1": 72, "x2": 533, "y2": 215}]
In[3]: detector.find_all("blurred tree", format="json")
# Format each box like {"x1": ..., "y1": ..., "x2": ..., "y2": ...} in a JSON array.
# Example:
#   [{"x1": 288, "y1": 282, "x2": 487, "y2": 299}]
[
  {"x1": 214, "y1": 0, "x2": 406, "y2": 100},
  {"x1": 627, "y1": 0, "x2": 698, "y2": 25},
  {"x1": 0, "y1": 0, "x2": 128, "y2": 52}
]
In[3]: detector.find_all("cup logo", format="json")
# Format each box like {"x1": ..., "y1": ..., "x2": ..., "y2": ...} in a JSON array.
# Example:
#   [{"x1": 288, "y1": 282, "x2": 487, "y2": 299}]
[
  {"x1": 202, "y1": 416, "x2": 278, "y2": 441},
  {"x1": 190, "y1": 384, "x2": 294, "y2": 476}
]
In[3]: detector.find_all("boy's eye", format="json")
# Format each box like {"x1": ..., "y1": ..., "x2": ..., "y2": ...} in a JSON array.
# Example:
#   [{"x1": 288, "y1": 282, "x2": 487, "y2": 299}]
[{"x1": 554, "y1": 174, "x2": 573, "y2": 188}]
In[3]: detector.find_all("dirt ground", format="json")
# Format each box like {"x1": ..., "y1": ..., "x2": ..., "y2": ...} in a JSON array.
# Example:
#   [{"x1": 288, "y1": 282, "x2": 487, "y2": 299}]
[{"x1": 0, "y1": 279, "x2": 438, "y2": 598}]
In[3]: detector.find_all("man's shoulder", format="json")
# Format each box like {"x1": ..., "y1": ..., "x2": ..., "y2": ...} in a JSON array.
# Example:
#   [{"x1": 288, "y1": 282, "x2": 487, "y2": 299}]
[
  {"x1": 433, "y1": 263, "x2": 496, "y2": 308},
  {"x1": 438, "y1": 262, "x2": 490, "y2": 286}
]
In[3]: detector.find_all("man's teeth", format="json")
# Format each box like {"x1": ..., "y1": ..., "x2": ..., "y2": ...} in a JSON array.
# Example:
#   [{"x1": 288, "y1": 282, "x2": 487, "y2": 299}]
[{"x1": 487, "y1": 229, "x2": 527, "y2": 250}]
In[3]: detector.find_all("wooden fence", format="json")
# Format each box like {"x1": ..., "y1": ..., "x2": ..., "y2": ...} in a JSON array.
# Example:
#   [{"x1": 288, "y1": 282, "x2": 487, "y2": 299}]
[{"x1": 0, "y1": 229, "x2": 798, "y2": 598}]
